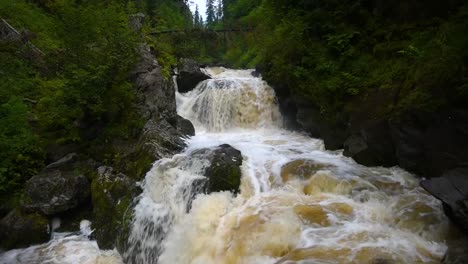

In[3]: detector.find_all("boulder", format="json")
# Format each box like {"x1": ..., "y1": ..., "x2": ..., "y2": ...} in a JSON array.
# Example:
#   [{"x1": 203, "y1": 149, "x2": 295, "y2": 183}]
[
  {"x1": 0, "y1": 210, "x2": 49, "y2": 249},
  {"x1": 139, "y1": 118, "x2": 186, "y2": 160},
  {"x1": 190, "y1": 144, "x2": 243, "y2": 193},
  {"x1": 22, "y1": 162, "x2": 90, "y2": 216},
  {"x1": 420, "y1": 168, "x2": 468, "y2": 233},
  {"x1": 176, "y1": 115, "x2": 195, "y2": 137},
  {"x1": 176, "y1": 58, "x2": 210, "y2": 93},
  {"x1": 91, "y1": 166, "x2": 139, "y2": 250}
]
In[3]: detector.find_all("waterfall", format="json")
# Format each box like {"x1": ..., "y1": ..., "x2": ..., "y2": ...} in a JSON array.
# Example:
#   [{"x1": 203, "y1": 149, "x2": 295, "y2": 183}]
[
  {"x1": 125, "y1": 67, "x2": 449, "y2": 264},
  {"x1": 1, "y1": 67, "x2": 452, "y2": 264}
]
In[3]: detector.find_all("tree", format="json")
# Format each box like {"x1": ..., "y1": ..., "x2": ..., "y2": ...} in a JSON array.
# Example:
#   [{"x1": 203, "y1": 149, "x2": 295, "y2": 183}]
[
  {"x1": 216, "y1": 0, "x2": 223, "y2": 24},
  {"x1": 206, "y1": 0, "x2": 216, "y2": 28},
  {"x1": 194, "y1": 4, "x2": 201, "y2": 28}
]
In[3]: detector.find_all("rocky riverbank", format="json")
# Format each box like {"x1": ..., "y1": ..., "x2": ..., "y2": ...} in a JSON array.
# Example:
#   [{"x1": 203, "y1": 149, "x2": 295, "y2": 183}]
[
  {"x1": 0, "y1": 44, "x2": 194, "y2": 251},
  {"x1": 270, "y1": 76, "x2": 468, "y2": 244}
]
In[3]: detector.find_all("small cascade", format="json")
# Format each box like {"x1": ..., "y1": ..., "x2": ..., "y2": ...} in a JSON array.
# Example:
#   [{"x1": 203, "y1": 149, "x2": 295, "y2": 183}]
[
  {"x1": 123, "y1": 154, "x2": 210, "y2": 264},
  {"x1": 177, "y1": 69, "x2": 281, "y2": 131}
]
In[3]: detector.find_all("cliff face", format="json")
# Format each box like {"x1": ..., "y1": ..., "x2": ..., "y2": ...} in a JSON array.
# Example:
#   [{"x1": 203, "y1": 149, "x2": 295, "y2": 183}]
[{"x1": 277, "y1": 92, "x2": 468, "y2": 179}]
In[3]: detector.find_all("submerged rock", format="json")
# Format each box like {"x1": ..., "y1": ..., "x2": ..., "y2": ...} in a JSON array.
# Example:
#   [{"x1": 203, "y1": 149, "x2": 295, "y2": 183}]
[
  {"x1": 91, "y1": 166, "x2": 139, "y2": 250},
  {"x1": 0, "y1": 210, "x2": 49, "y2": 249},
  {"x1": 176, "y1": 58, "x2": 210, "y2": 93}
]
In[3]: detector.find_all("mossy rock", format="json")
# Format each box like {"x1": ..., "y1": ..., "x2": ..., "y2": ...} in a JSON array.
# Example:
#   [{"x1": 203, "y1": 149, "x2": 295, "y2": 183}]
[
  {"x1": 190, "y1": 144, "x2": 243, "y2": 193},
  {"x1": 90, "y1": 166, "x2": 140, "y2": 250},
  {"x1": 0, "y1": 209, "x2": 49, "y2": 249}
]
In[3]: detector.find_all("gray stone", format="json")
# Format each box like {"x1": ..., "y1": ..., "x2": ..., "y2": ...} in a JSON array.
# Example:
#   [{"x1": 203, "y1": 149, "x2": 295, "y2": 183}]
[
  {"x1": 132, "y1": 44, "x2": 177, "y2": 122},
  {"x1": 0, "y1": 210, "x2": 49, "y2": 249},
  {"x1": 22, "y1": 168, "x2": 90, "y2": 215},
  {"x1": 421, "y1": 168, "x2": 468, "y2": 233},
  {"x1": 177, "y1": 115, "x2": 195, "y2": 137},
  {"x1": 176, "y1": 58, "x2": 210, "y2": 93}
]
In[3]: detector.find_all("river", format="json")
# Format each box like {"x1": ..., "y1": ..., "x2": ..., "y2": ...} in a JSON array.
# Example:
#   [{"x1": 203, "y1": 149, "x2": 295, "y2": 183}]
[{"x1": 0, "y1": 68, "x2": 450, "y2": 264}]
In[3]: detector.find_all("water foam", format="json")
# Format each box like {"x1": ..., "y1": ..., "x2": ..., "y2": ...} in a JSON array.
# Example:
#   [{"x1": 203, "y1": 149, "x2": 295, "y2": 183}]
[{"x1": 0, "y1": 68, "x2": 452, "y2": 264}]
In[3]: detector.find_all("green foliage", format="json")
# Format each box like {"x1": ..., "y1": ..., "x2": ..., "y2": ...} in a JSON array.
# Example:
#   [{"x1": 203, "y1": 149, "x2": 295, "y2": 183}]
[
  {"x1": 221, "y1": 0, "x2": 468, "y2": 117},
  {"x1": 0, "y1": 97, "x2": 44, "y2": 195},
  {"x1": 0, "y1": 0, "x2": 141, "y2": 196}
]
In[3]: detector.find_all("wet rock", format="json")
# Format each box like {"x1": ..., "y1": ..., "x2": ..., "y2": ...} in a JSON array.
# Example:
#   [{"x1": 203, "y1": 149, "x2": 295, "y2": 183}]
[
  {"x1": 140, "y1": 118, "x2": 186, "y2": 160},
  {"x1": 390, "y1": 109, "x2": 468, "y2": 177},
  {"x1": 91, "y1": 166, "x2": 139, "y2": 250},
  {"x1": 280, "y1": 159, "x2": 332, "y2": 182},
  {"x1": 22, "y1": 159, "x2": 90, "y2": 215},
  {"x1": 294, "y1": 100, "x2": 348, "y2": 150},
  {"x1": 420, "y1": 168, "x2": 468, "y2": 233},
  {"x1": 190, "y1": 144, "x2": 243, "y2": 193},
  {"x1": 176, "y1": 58, "x2": 210, "y2": 93},
  {"x1": 442, "y1": 232, "x2": 468, "y2": 264},
  {"x1": 176, "y1": 115, "x2": 195, "y2": 137},
  {"x1": 132, "y1": 44, "x2": 177, "y2": 121},
  {"x1": 0, "y1": 210, "x2": 49, "y2": 249},
  {"x1": 343, "y1": 121, "x2": 397, "y2": 167}
]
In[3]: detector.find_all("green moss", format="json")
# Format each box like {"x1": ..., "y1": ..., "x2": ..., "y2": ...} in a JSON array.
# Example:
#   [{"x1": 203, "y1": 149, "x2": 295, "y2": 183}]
[
  {"x1": 90, "y1": 170, "x2": 138, "y2": 249},
  {"x1": 0, "y1": 210, "x2": 49, "y2": 249}
]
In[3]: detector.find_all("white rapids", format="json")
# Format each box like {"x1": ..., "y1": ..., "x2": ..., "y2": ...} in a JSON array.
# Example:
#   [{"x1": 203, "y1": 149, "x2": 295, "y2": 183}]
[{"x1": 0, "y1": 67, "x2": 452, "y2": 264}]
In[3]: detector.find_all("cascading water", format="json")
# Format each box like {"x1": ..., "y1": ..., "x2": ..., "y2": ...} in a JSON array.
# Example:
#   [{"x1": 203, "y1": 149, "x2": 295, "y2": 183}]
[
  {"x1": 126, "y1": 67, "x2": 450, "y2": 264},
  {"x1": 0, "y1": 67, "x2": 453, "y2": 264}
]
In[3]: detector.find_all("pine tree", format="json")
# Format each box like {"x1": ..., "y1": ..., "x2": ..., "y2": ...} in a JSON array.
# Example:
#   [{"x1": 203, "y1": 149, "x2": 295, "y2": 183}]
[
  {"x1": 194, "y1": 4, "x2": 200, "y2": 28},
  {"x1": 216, "y1": 0, "x2": 223, "y2": 24},
  {"x1": 206, "y1": 0, "x2": 216, "y2": 28}
]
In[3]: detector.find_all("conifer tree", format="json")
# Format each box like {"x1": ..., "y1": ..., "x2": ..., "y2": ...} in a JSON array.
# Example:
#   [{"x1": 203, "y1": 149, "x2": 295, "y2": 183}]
[
  {"x1": 206, "y1": 0, "x2": 216, "y2": 28},
  {"x1": 194, "y1": 4, "x2": 200, "y2": 27}
]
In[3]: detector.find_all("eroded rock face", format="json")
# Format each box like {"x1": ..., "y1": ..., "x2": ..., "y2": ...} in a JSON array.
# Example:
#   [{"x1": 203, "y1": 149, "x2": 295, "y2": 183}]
[
  {"x1": 189, "y1": 144, "x2": 243, "y2": 193},
  {"x1": 176, "y1": 58, "x2": 210, "y2": 93},
  {"x1": 343, "y1": 121, "x2": 397, "y2": 167},
  {"x1": 132, "y1": 44, "x2": 178, "y2": 122},
  {"x1": 140, "y1": 119, "x2": 187, "y2": 159},
  {"x1": 91, "y1": 166, "x2": 139, "y2": 250},
  {"x1": 22, "y1": 167, "x2": 90, "y2": 216},
  {"x1": 0, "y1": 210, "x2": 49, "y2": 249}
]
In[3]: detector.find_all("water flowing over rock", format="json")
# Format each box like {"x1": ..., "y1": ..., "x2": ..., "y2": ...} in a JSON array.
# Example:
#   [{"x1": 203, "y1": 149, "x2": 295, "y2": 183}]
[
  {"x1": 189, "y1": 144, "x2": 243, "y2": 193},
  {"x1": 1, "y1": 67, "x2": 459, "y2": 264},
  {"x1": 176, "y1": 58, "x2": 210, "y2": 93}
]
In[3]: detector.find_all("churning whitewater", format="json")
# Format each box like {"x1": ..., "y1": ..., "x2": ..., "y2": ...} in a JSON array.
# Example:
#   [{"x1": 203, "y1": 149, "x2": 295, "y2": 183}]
[
  {"x1": 125, "y1": 67, "x2": 449, "y2": 264},
  {"x1": 0, "y1": 68, "x2": 450, "y2": 264}
]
